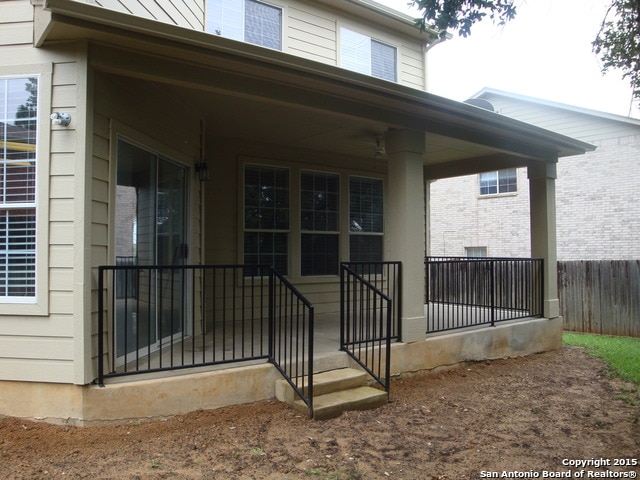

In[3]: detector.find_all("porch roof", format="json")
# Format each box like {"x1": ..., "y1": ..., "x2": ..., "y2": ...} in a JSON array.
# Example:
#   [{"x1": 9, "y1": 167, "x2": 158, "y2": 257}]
[{"x1": 38, "y1": 0, "x2": 595, "y2": 175}]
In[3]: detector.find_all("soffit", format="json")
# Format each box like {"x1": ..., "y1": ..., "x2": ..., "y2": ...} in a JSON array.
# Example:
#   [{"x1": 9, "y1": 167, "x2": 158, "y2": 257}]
[{"x1": 39, "y1": 0, "x2": 595, "y2": 168}]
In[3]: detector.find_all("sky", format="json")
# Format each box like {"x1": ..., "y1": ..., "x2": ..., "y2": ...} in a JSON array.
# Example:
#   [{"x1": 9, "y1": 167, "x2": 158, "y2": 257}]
[{"x1": 375, "y1": 0, "x2": 637, "y2": 118}]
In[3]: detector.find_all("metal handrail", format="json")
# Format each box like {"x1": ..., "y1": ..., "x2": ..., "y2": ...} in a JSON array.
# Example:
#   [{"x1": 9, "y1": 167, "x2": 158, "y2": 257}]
[
  {"x1": 268, "y1": 268, "x2": 314, "y2": 417},
  {"x1": 340, "y1": 263, "x2": 394, "y2": 397}
]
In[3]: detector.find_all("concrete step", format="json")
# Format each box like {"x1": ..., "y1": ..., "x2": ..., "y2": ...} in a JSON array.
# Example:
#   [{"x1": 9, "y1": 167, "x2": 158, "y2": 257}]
[
  {"x1": 275, "y1": 367, "x2": 367, "y2": 404},
  {"x1": 277, "y1": 367, "x2": 388, "y2": 420},
  {"x1": 294, "y1": 386, "x2": 388, "y2": 420},
  {"x1": 308, "y1": 368, "x2": 369, "y2": 396}
]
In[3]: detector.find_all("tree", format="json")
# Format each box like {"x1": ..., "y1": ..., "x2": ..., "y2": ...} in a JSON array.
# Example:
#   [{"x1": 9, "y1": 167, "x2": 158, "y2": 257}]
[
  {"x1": 412, "y1": 0, "x2": 517, "y2": 39},
  {"x1": 592, "y1": 0, "x2": 640, "y2": 98},
  {"x1": 412, "y1": 0, "x2": 640, "y2": 101},
  {"x1": 15, "y1": 77, "x2": 38, "y2": 128}
]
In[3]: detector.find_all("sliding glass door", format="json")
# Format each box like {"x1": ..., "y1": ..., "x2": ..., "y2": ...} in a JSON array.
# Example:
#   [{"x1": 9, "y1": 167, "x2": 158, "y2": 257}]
[{"x1": 115, "y1": 139, "x2": 189, "y2": 360}]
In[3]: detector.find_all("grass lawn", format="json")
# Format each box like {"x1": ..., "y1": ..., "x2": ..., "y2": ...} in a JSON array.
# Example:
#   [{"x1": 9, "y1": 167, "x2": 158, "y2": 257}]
[{"x1": 563, "y1": 332, "x2": 640, "y2": 385}]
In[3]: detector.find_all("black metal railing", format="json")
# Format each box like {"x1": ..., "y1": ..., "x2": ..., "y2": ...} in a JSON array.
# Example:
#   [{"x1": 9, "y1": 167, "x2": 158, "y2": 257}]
[
  {"x1": 340, "y1": 262, "x2": 397, "y2": 396},
  {"x1": 269, "y1": 269, "x2": 314, "y2": 417},
  {"x1": 115, "y1": 256, "x2": 137, "y2": 299},
  {"x1": 97, "y1": 265, "x2": 314, "y2": 414},
  {"x1": 425, "y1": 257, "x2": 544, "y2": 333},
  {"x1": 340, "y1": 261, "x2": 401, "y2": 340}
]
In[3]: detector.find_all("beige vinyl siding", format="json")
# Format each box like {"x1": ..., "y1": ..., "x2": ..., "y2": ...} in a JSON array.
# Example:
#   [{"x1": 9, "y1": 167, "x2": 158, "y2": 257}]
[
  {"x1": 87, "y1": 0, "x2": 205, "y2": 29},
  {"x1": 76, "y1": 0, "x2": 426, "y2": 90},
  {"x1": 46, "y1": 54, "x2": 80, "y2": 382},
  {"x1": 399, "y1": 43, "x2": 424, "y2": 90},
  {"x1": 0, "y1": 2, "x2": 33, "y2": 46},
  {"x1": 90, "y1": 112, "x2": 110, "y2": 379},
  {"x1": 0, "y1": 3, "x2": 82, "y2": 383},
  {"x1": 287, "y1": 6, "x2": 337, "y2": 65}
]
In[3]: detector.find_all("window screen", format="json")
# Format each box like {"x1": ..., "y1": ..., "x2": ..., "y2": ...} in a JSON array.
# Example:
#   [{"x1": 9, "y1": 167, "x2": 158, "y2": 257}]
[
  {"x1": 371, "y1": 40, "x2": 397, "y2": 82},
  {"x1": 1, "y1": 77, "x2": 38, "y2": 299},
  {"x1": 245, "y1": 0, "x2": 282, "y2": 50}
]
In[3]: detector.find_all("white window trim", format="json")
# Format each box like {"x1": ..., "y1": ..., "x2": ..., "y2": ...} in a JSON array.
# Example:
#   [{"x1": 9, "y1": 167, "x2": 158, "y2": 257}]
[
  {"x1": 0, "y1": 65, "x2": 52, "y2": 315},
  {"x1": 478, "y1": 168, "x2": 518, "y2": 197}
]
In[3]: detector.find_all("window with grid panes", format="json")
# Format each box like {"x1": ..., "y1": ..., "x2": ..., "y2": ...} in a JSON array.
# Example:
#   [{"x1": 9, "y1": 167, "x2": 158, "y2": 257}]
[
  {"x1": 243, "y1": 165, "x2": 289, "y2": 275},
  {"x1": 479, "y1": 168, "x2": 517, "y2": 195},
  {"x1": 349, "y1": 176, "x2": 383, "y2": 263},
  {"x1": 1, "y1": 76, "x2": 38, "y2": 300},
  {"x1": 207, "y1": 0, "x2": 282, "y2": 50},
  {"x1": 300, "y1": 171, "x2": 339, "y2": 276},
  {"x1": 340, "y1": 28, "x2": 397, "y2": 82}
]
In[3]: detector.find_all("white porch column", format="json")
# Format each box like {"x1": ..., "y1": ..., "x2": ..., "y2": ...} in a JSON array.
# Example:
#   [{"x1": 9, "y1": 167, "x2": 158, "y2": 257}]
[
  {"x1": 385, "y1": 129, "x2": 426, "y2": 343},
  {"x1": 528, "y1": 161, "x2": 560, "y2": 319}
]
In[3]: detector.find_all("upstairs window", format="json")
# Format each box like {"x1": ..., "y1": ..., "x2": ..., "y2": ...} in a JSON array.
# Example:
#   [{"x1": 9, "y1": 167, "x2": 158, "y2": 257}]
[
  {"x1": 479, "y1": 168, "x2": 517, "y2": 195},
  {"x1": 340, "y1": 28, "x2": 397, "y2": 82},
  {"x1": 207, "y1": 0, "x2": 282, "y2": 50},
  {"x1": 1, "y1": 76, "x2": 38, "y2": 301}
]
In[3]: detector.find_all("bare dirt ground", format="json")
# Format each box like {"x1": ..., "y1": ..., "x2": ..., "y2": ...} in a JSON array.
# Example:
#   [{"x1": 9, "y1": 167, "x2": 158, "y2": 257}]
[{"x1": 1, "y1": 345, "x2": 639, "y2": 480}]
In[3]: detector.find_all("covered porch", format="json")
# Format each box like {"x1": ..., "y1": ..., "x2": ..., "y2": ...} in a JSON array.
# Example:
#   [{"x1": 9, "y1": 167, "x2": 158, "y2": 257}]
[{"x1": 35, "y1": 0, "x2": 593, "y2": 421}]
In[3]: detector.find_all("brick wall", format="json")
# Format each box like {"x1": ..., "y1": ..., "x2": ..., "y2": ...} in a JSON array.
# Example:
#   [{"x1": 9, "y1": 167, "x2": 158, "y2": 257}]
[{"x1": 429, "y1": 134, "x2": 640, "y2": 260}]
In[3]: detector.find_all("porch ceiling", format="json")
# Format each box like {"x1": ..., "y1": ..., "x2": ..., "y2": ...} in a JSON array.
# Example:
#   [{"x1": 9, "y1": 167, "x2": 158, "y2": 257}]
[
  {"x1": 38, "y1": 0, "x2": 595, "y2": 171},
  {"x1": 101, "y1": 72, "x2": 500, "y2": 166}
]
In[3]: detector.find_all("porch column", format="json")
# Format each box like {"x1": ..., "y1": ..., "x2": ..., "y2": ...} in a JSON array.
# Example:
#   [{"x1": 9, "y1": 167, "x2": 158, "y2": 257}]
[
  {"x1": 528, "y1": 161, "x2": 560, "y2": 319},
  {"x1": 385, "y1": 128, "x2": 426, "y2": 343}
]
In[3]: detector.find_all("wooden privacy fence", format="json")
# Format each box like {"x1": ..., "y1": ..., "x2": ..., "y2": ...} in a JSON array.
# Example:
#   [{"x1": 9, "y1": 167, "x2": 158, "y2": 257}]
[{"x1": 558, "y1": 260, "x2": 640, "y2": 338}]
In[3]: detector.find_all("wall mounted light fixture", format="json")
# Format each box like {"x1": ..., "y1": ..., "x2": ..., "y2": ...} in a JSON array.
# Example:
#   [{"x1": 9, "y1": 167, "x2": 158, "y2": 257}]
[
  {"x1": 50, "y1": 112, "x2": 71, "y2": 127},
  {"x1": 196, "y1": 119, "x2": 210, "y2": 182},
  {"x1": 195, "y1": 161, "x2": 210, "y2": 182}
]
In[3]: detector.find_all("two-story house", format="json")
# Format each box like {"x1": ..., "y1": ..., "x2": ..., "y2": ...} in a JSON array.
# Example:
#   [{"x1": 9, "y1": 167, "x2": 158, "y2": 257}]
[
  {"x1": 429, "y1": 88, "x2": 640, "y2": 260},
  {"x1": 0, "y1": 0, "x2": 592, "y2": 424}
]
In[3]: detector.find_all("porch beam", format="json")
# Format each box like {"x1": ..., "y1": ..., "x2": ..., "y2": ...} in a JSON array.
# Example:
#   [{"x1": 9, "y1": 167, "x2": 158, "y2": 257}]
[{"x1": 423, "y1": 153, "x2": 551, "y2": 181}]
